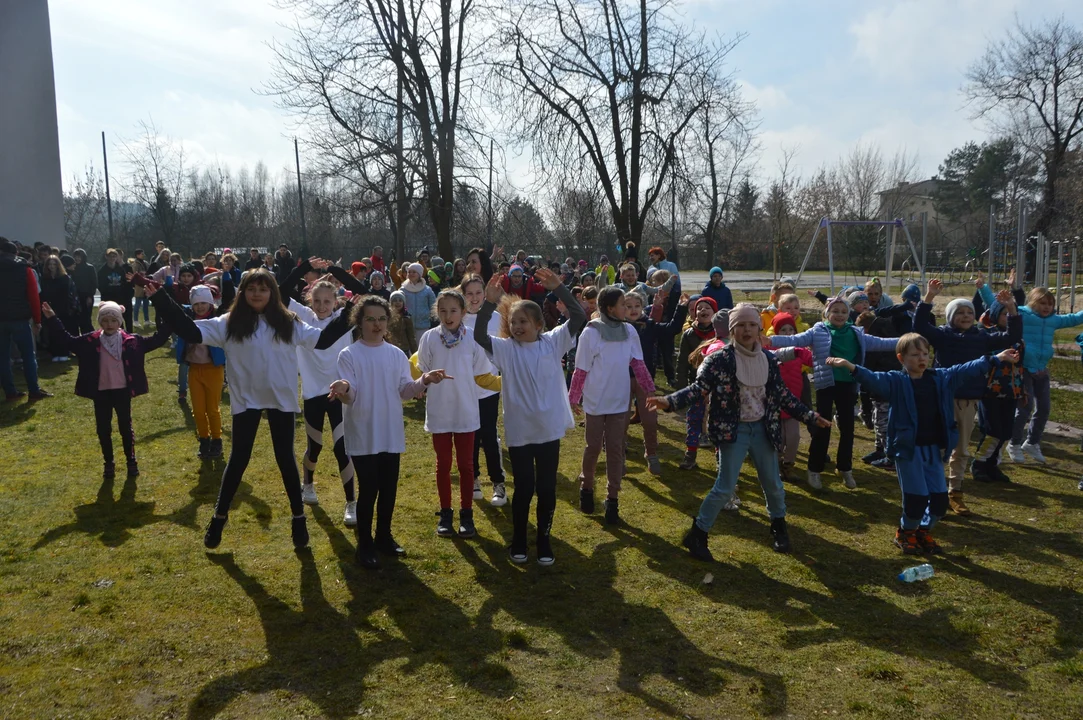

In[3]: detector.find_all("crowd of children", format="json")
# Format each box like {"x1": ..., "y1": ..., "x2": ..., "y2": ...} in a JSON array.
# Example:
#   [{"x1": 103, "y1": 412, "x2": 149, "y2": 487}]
[{"x1": 6, "y1": 234, "x2": 1083, "y2": 568}]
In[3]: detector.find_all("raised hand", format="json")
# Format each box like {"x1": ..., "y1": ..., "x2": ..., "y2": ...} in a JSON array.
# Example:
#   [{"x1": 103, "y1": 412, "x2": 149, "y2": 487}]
[
  {"x1": 925, "y1": 279, "x2": 943, "y2": 302},
  {"x1": 534, "y1": 267, "x2": 561, "y2": 291},
  {"x1": 996, "y1": 289, "x2": 1012, "y2": 304},
  {"x1": 485, "y1": 273, "x2": 505, "y2": 304},
  {"x1": 825, "y1": 356, "x2": 854, "y2": 371},
  {"x1": 975, "y1": 271, "x2": 985, "y2": 289},
  {"x1": 996, "y1": 348, "x2": 1020, "y2": 365},
  {"x1": 1008, "y1": 267, "x2": 1017, "y2": 288},
  {"x1": 41, "y1": 302, "x2": 56, "y2": 319},
  {"x1": 678, "y1": 292, "x2": 691, "y2": 306}
]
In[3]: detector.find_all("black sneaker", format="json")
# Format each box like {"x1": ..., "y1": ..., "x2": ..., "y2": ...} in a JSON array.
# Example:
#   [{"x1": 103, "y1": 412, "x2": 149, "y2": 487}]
[
  {"x1": 291, "y1": 515, "x2": 309, "y2": 549},
  {"x1": 208, "y1": 438, "x2": 223, "y2": 458},
  {"x1": 604, "y1": 498, "x2": 620, "y2": 525},
  {"x1": 103, "y1": 462, "x2": 116, "y2": 481},
  {"x1": 436, "y1": 508, "x2": 456, "y2": 537},
  {"x1": 682, "y1": 521, "x2": 713, "y2": 562},
  {"x1": 871, "y1": 456, "x2": 896, "y2": 469},
  {"x1": 204, "y1": 516, "x2": 227, "y2": 549},
  {"x1": 579, "y1": 487, "x2": 595, "y2": 514},
  {"x1": 374, "y1": 534, "x2": 406, "y2": 557},
  {"x1": 355, "y1": 544, "x2": 380, "y2": 569},
  {"x1": 27, "y1": 389, "x2": 53, "y2": 400},
  {"x1": 126, "y1": 461, "x2": 140, "y2": 479},
  {"x1": 971, "y1": 460, "x2": 995, "y2": 483},
  {"x1": 991, "y1": 464, "x2": 1013, "y2": 483},
  {"x1": 4, "y1": 391, "x2": 26, "y2": 402},
  {"x1": 197, "y1": 438, "x2": 211, "y2": 459},
  {"x1": 458, "y1": 508, "x2": 476, "y2": 538},
  {"x1": 770, "y1": 517, "x2": 791, "y2": 553},
  {"x1": 862, "y1": 448, "x2": 885, "y2": 464},
  {"x1": 536, "y1": 534, "x2": 555, "y2": 566}
]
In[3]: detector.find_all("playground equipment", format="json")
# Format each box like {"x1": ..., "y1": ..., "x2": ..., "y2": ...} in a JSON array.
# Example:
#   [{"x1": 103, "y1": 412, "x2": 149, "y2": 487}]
[{"x1": 795, "y1": 217, "x2": 923, "y2": 295}]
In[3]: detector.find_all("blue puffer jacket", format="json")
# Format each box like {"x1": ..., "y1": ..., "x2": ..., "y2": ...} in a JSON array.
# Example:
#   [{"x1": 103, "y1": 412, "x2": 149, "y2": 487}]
[
  {"x1": 912, "y1": 301, "x2": 1020, "y2": 400},
  {"x1": 402, "y1": 284, "x2": 436, "y2": 332},
  {"x1": 978, "y1": 284, "x2": 1083, "y2": 372},
  {"x1": 769, "y1": 322, "x2": 897, "y2": 390},
  {"x1": 853, "y1": 357, "x2": 995, "y2": 462}
]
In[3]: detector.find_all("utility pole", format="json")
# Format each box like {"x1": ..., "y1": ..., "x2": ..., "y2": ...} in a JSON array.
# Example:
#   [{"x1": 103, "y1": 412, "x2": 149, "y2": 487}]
[
  {"x1": 294, "y1": 137, "x2": 307, "y2": 250},
  {"x1": 486, "y1": 138, "x2": 494, "y2": 254},
  {"x1": 101, "y1": 131, "x2": 114, "y2": 243}
]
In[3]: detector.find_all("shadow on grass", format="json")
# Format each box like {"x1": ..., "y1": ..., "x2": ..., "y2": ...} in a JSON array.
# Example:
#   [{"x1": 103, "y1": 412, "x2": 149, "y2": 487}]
[
  {"x1": 186, "y1": 506, "x2": 519, "y2": 718},
  {"x1": 168, "y1": 458, "x2": 275, "y2": 532},
  {"x1": 33, "y1": 474, "x2": 167, "y2": 549}
]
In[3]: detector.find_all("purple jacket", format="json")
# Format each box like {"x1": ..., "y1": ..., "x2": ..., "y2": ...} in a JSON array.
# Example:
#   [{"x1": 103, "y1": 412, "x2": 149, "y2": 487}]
[{"x1": 47, "y1": 317, "x2": 171, "y2": 399}]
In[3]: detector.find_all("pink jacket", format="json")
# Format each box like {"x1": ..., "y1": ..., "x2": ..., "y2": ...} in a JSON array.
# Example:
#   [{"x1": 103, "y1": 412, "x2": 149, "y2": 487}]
[{"x1": 776, "y1": 347, "x2": 812, "y2": 420}]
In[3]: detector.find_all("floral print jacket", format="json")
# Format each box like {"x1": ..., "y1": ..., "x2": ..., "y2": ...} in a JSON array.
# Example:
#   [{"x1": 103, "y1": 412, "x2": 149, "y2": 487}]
[{"x1": 665, "y1": 344, "x2": 818, "y2": 451}]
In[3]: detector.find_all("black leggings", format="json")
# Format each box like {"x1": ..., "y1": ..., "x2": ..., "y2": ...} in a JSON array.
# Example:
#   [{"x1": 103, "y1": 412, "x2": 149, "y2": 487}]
[
  {"x1": 302, "y1": 396, "x2": 355, "y2": 501},
  {"x1": 809, "y1": 382, "x2": 857, "y2": 473},
  {"x1": 473, "y1": 393, "x2": 505, "y2": 483},
  {"x1": 94, "y1": 389, "x2": 134, "y2": 464},
  {"x1": 350, "y1": 452, "x2": 401, "y2": 546},
  {"x1": 215, "y1": 408, "x2": 304, "y2": 517},
  {"x1": 508, "y1": 440, "x2": 560, "y2": 548}
]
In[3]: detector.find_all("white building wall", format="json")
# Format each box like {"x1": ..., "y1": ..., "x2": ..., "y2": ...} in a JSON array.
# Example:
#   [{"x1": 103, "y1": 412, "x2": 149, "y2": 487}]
[{"x1": 0, "y1": 0, "x2": 65, "y2": 247}]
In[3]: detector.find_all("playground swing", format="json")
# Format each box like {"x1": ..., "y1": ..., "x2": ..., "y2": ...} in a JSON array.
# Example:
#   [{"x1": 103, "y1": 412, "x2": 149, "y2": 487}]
[{"x1": 794, "y1": 216, "x2": 924, "y2": 295}]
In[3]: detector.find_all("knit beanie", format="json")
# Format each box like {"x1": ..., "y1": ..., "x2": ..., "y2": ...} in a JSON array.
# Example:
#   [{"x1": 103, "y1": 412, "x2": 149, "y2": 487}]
[
  {"x1": 709, "y1": 266, "x2": 723, "y2": 279},
  {"x1": 728, "y1": 302, "x2": 760, "y2": 330},
  {"x1": 847, "y1": 291, "x2": 869, "y2": 307},
  {"x1": 97, "y1": 301, "x2": 124, "y2": 325},
  {"x1": 189, "y1": 285, "x2": 214, "y2": 306},
  {"x1": 822, "y1": 295, "x2": 850, "y2": 318},
  {"x1": 390, "y1": 290, "x2": 406, "y2": 304},
  {"x1": 712, "y1": 309, "x2": 730, "y2": 339},
  {"x1": 407, "y1": 262, "x2": 424, "y2": 277},
  {"x1": 945, "y1": 298, "x2": 975, "y2": 327},
  {"x1": 351, "y1": 261, "x2": 364, "y2": 274},
  {"x1": 771, "y1": 311, "x2": 797, "y2": 334},
  {"x1": 902, "y1": 283, "x2": 921, "y2": 304},
  {"x1": 694, "y1": 296, "x2": 718, "y2": 314}
]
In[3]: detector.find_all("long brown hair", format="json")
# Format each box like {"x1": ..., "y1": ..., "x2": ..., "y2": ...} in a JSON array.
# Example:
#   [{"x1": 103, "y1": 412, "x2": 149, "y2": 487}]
[{"x1": 226, "y1": 269, "x2": 297, "y2": 343}]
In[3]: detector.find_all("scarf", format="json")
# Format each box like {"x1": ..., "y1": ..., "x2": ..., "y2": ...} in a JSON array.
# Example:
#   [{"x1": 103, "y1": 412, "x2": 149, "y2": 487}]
[
  {"x1": 439, "y1": 324, "x2": 466, "y2": 349},
  {"x1": 588, "y1": 312, "x2": 628, "y2": 341},
  {"x1": 100, "y1": 330, "x2": 124, "y2": 361},
  {"x1": 691, "y1": 322, "x2": 714, "y2": 340},
  {"x1": 733, "y1": 340, "x2": 768, "y2": 388}
]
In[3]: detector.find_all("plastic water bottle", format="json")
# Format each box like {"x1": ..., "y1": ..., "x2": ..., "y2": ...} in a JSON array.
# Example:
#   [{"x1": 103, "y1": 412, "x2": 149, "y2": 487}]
[{"x1": 897, "y1": 564, "x2": 935, "y2": 582}]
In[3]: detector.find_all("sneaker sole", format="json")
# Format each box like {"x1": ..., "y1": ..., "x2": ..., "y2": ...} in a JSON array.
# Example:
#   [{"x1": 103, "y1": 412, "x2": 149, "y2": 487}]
[
  {"x1": 537, "y1": 556, "x2": 555, "y2": 567},
  {"x1": 344, "y1": 517, "x2": 357, "y2": 527},
  {"x1": 490, "y1": 497, "x2": 507, "y2": 507},
  {"x1": 509, "y1": 552, "x2": 529, "y2": 564}
]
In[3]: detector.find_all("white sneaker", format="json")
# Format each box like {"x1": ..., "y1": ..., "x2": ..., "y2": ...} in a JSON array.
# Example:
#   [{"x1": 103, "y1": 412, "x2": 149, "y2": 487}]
[
  {"x1": 343, "y1": 501, "x2": 357, "y2": 527},
  {"x1": 807, "y1": 471, "x2": 822, "y2": 490},
  {"x1": 1078, "y1": 478, "x2": 1083, "y2": 492},
  {"x1": 1021, "y1": 441, "x2": 1047, "y2": 464},
  {"x1": 723, "y1": 495, "x2": 742, "y2": 511},
  {"x1": 1006, "y1": 443, "x2": 1026, "y2": 463},
  {"x1": 301, "y1": 483, "x2": 318, "y2": 505},
  {"x1": 473, "y1": 477, "x2": 483, "y2": 501},
  {"x1": 842, "y1": 471, "x2": 857, "y2": 489},
  {"x1": 490, "y1": 482, "x2": 507, "y2": 507}
]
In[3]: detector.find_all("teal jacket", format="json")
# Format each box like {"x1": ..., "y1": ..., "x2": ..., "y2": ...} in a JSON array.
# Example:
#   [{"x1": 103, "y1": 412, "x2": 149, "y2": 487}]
[
  {"x1": 979, "y1": 284, "x2": 1083, "y2": 372},
  {"x1": 852, "y1": 357, "x2": 995, "y2": 462}
]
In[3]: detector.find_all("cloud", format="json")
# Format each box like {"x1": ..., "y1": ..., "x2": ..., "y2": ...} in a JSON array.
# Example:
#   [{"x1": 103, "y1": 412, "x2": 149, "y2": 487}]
[{"x1": 737, "y1": 80, "x2": 789, "y2": 112}]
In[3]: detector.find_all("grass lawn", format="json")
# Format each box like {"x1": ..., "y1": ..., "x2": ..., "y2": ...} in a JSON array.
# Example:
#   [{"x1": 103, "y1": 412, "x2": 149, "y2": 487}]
[{"x1": 3, "y1": 342, "x2": 1083, "y2": 719}]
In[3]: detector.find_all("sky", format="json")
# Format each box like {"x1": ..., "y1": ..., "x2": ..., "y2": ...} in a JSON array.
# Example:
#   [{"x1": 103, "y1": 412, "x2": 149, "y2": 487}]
[{"x1": 48, "y1": 0, "x2": 1083, "y2": 196}]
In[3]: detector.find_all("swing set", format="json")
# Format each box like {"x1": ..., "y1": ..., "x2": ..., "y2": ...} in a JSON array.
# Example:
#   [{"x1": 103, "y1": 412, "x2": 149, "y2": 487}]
[{"x1": 795, "y1": 216, "x2": 924, "y2": 294}]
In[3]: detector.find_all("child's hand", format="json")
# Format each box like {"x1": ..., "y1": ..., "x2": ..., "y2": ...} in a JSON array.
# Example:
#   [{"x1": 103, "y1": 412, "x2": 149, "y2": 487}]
[
  {"x1": 534, "y1": 267, "x2": 561, "y2": 291},
  {"x1": 144, "y1": 283, "x2": 159, "y2": 298},
  {"x1": 645, "y1": 397, "x2": 671, "y2": 412},
  {"x1": 41, "y1": 302, "x2": 55, "y2": 319},
  {"x1": 996, "y1": 348, "x2": 1020, "y2": 365},
  {"x1": 571, "y1": 403, "x2": 583, "y2": 417},
  {"x1": 996, "y1": 288, "x2": 1012, "y2": 305},
  {"x1": 975, "y1": 272, "x2": 985, "y2": 289},
  {"x1": 423, "y1": 369, "x2": 453, "y2": 385},
  {"x1": 1008, "y1": 267, "x2": 1017, "y2": 287},
  {"x1": 125, "y1": 272, "x2": 135, "y2": 283},
  {"x1": 485, "y1": 273, "x2": 505, "y2": 304},
  {"x1": 678, "y1": 292, "x2": 690, "y2": 306},
  {"x1": 812, "y1": 413, "x2": 832, "y2": 428},
  {"x1": 328, "y1": 380, "x2": 351, "y2": 401},
  {"x1": 925, "y1": 278, "x2": 942, "y2": 302},
  {"x1": 825, "y1": 356, "x2": 854, "y2": 371},
  {"x1": 806, "y1": 289, "x2": 818, "y2": 297}
]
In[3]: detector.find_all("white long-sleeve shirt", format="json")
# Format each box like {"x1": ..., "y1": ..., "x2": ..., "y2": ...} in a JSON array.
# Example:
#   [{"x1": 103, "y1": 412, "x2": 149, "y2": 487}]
[
  {"x1": 417, "y1": 327, "x2": 492, "y2": 433},
  {"x1": 289, "y1": 299, "x2": 352, "y2": 400},
  {"x1": 337, "y1": 340, "x2": 427, "y2": 455}
]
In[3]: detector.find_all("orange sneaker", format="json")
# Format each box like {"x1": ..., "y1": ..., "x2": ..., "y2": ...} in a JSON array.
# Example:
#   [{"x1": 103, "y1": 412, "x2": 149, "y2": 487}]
[
  {"x1": 915, "y1": 527, "x2": 943, "y2": 554},
  {"x1": 893, "y1": 528, "x2": 922, "y2": 555}
]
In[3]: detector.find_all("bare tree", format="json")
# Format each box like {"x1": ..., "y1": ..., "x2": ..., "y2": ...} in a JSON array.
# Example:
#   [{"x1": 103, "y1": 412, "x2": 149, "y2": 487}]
[
  {"x1": 965, "y1": 15, "x2": 1083, "y2": 236},
  {"x1": 271, "y1": 0, "x2": 485, "y2": 261},
  {"x1": 118, "y1": 120, "x2": 186, "y2": 253},
  {"x1": 63, "y1": 164, "x2": 108, "y2": 253},
  {"x1": 494, "y1": 0, "x2": 750, "y2": 248}
]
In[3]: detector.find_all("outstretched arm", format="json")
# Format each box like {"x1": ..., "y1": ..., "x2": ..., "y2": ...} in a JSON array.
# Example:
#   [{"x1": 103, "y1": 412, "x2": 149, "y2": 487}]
[{"x1": 147, "y1": 284, "x2": 202, "y2": 344}]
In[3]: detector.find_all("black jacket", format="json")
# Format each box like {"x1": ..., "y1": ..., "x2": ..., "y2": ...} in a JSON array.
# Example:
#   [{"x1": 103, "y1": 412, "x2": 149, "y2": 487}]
[
  {"x1": 98, "y1": 262, "x2": 133, "y2": 304},
  {"x1": 0, "y1": 255, "x2": 36, "y2": 322},
  {"x1": 71, "y1": 262, "x2": 98, "y2": 295}
]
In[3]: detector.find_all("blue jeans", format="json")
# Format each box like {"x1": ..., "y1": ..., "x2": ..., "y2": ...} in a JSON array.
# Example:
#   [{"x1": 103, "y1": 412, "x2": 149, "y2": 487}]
[
  {"x1": 1012, "y1": 369, "x2": 1051, "y2": 445},
  {"x1": 0, "y1": 320, "x2": 41, "y2": 395},
  {"x1": 695, "y1": 421, "x2": 786, "y2": 532},
  {"x1": 133, "y1": 296, "x2": 150, "y2": 322},
  {"x1": 177, "y1": 361, "x2": 189, "y2": 395}
]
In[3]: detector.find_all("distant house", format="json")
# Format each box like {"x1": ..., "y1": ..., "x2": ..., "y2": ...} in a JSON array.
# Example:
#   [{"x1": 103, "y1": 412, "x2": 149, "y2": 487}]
[{"x1": 876, "y1": 177, "x2": 941, "y2": 226}]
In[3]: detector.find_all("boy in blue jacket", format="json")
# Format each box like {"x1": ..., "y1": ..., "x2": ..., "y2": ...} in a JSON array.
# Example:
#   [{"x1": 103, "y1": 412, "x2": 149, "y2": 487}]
[
  {"x1": 701, "y1": 267, "x2": 734, "y2": 310},
  {"x1": 913, "y1": 279, "x2": 1021, "y2": 516},
  {"x1": 827, "y1": 336, "x2": 1019, "y2": 554}
]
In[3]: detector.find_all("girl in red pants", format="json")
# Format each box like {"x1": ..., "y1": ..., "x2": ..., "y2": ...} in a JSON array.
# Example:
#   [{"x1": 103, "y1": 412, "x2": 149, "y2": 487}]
[{"x1": 417, "y1": 289, "x2": 500, "y2": 538}]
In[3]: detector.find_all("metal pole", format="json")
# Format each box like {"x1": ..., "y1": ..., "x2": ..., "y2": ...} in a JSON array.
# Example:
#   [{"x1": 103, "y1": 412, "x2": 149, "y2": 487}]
[
  {"x1": 485, "y1": 137, "x2": 493, "y2": 254},
  {"x1": 1071, "y1": 244, "x2": 1078, "y2": 312},
  {"x1": 987, "y1": 204, "x2": 995, "y2": 281},
  {"x1": 884, "y1": 222, "x2": 892, "y2": 290},
  {"x1": 294, "y1": 138, "x2": 307, "y2": 247},
  {"x1": 795, "y1": 218, "x2": 824, "y2": 287},
  {"x1": 826, "y1": 222, "x2": 835, "y2": 294},
  {"x1": 101, "y1": 131, "x2": 114, "y2": 244},
  {"x1": 1055, "y1": 241, "x2": 1063, "y2": 311},
  {"x1": 1016, "y1": 205, "x2": 1026, "y2": 288},
  {"x1": 921, "y1": 212, "x2": 928, "y2": 287}
]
